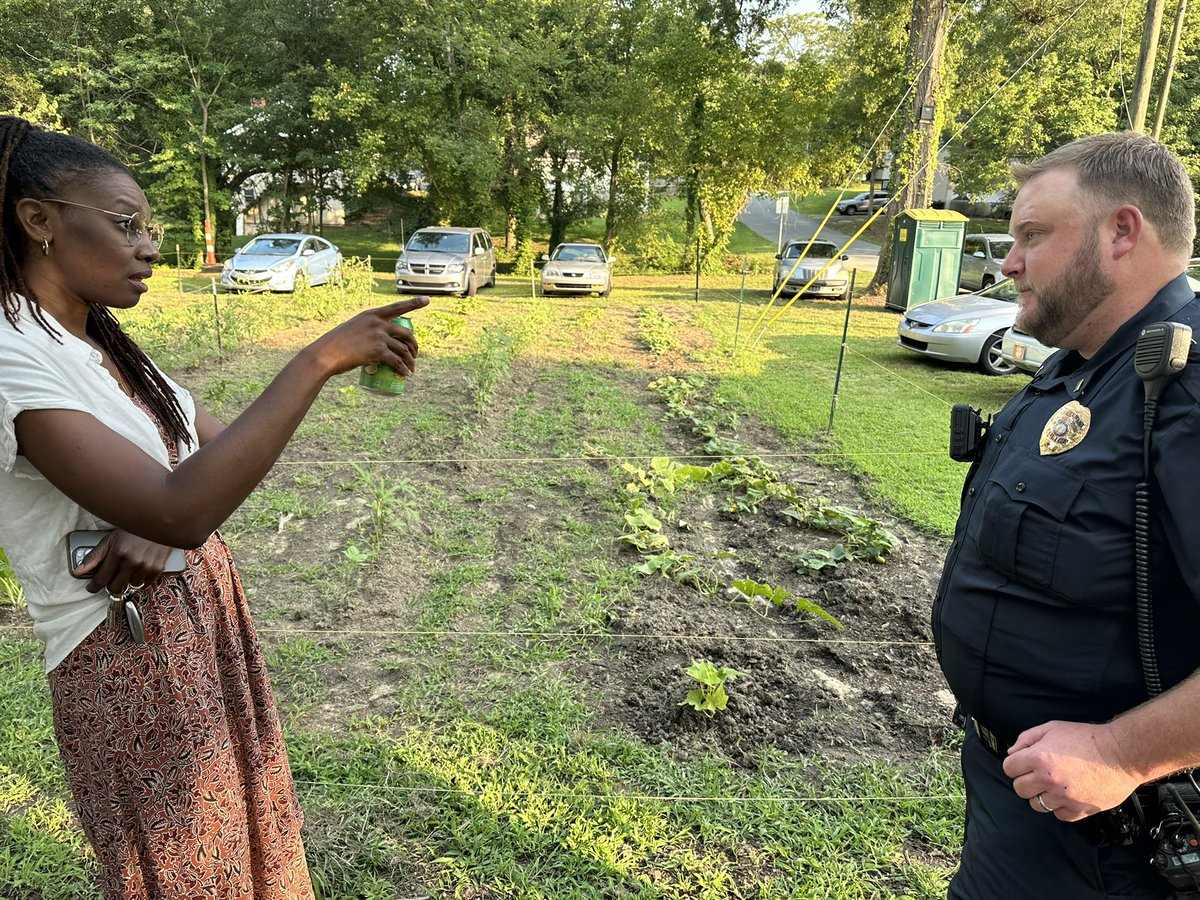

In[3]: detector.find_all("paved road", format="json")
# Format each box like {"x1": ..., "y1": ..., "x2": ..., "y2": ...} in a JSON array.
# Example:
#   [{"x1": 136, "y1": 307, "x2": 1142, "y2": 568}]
[{"x1": 738, "y1": 193, "x2": 880, "y2": 273}]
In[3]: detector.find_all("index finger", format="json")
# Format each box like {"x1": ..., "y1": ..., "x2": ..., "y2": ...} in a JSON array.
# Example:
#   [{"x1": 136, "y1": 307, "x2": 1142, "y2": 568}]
[{"x1": 372, "y1": 296, "x2": 430, "y2": 319}]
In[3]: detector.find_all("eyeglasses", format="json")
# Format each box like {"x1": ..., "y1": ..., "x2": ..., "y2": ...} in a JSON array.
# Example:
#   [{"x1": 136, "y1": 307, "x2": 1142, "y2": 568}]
[{"x1": 38, "y1": 198, "x2": 164, "y2": 251}]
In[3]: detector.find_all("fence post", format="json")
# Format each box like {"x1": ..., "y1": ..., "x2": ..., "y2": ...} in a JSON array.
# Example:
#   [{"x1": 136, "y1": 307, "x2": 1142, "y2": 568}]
[
  {"x1": 733, "y1": 255, "x2": 747, "y2": 357},
  {"x1": 826, "y1": 269, "x2": 857, "y2": 434},
  {"x1": 211, "y1": 278, "x2": 223, "y2": 352},
  {"x1": 694, "y1": 235, "x2": 701, "y2": 302}
]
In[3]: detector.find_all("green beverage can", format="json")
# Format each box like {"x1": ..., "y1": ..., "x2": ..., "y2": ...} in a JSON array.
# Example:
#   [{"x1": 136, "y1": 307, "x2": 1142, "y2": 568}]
[{"x1": 359, "y1": 315, "x2": 412, "y2": 395}]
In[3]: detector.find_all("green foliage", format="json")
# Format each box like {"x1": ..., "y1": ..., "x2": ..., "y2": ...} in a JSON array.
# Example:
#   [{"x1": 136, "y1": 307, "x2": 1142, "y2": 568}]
[
  {"x1": 783, "y1": 497, "x2": 901, "y2": 563},
  {"x1": 635, "y1": 306, "x2": 682, "y2": 356},
  {"x1": 732, "y1": 578, "x2": 842, "y2": 628},
  {"x1": 469, "y1": 327, "x2": 517, "y2": 417},
  {"x1": 0, "y1": 549, "x2": 25, "y2": 608},
  {"x1": 680, "y1": 659, "x2": 743, "y2": 717}
]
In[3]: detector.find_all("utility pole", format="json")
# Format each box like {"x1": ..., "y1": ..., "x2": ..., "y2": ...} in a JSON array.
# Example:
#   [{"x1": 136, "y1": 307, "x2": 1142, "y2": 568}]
[
  {"x1": 867, "y1": 0, "x2": 948, "y2": 294},
  {"x1": 1152, "y1": 0, "x2": 1188, "y2": 140},
  {"x1": 776, "y1": 193, "x2": 789, "y2": 255},
  {"x1": 1131, "y1": 0, "x2": 1167, "y2": 132}
]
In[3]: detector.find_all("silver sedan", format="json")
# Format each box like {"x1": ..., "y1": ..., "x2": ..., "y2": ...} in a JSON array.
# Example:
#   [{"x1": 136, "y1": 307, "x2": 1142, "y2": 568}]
[
  {"x1": 540, "y1": 243, "x2": 613, "y2": 297},
  {"x1": 897, "y1": 279, "x2": 1019, "y2": 376}
]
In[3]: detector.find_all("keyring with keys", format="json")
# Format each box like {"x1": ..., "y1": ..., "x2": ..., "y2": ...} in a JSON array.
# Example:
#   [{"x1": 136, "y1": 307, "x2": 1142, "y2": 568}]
[{"x1": 106, "y1": 585, "x2": 146, "y2": 644}]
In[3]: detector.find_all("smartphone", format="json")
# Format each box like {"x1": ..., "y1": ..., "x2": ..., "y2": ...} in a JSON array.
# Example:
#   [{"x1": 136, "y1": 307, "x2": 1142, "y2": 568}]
[{"x1": 66, "y1": 529, "x2": 186, "y2": 576}]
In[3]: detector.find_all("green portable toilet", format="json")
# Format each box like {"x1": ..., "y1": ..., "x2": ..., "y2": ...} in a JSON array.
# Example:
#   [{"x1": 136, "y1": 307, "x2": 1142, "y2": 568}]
[{"x1": 885, "y1": 209, "x2": 968, "y2": 311}]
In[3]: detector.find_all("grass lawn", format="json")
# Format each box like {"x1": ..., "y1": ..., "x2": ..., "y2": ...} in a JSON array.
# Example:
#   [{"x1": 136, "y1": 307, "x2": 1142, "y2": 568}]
[{"x1": 0, "y1": 261, "x2": 1028, "y2": 897}]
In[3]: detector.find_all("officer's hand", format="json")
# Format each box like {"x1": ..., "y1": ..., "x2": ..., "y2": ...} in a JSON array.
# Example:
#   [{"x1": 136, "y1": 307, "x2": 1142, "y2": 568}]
[{"x1": 1002, "y1": 720, "x2": 1141, "y2": 821}]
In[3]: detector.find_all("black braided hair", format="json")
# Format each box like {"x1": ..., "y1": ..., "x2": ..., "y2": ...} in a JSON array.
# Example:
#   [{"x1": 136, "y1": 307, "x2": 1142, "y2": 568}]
[{"x1": 0, "y1": 115, "x2": 192, "y2": 449}]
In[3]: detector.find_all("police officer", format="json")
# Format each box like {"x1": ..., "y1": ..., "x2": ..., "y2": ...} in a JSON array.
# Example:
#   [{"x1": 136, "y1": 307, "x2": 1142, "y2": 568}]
[{"x1": 934, "y1": 131, "x2": 1200, "y2": 898}]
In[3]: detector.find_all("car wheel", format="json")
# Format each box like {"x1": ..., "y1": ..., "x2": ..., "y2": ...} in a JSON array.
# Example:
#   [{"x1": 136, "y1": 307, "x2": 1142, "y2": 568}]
[
  {"x1": 488, "y1": 268, "x2": 497, "y2": 288},
  {"x1": 978, "y1": 332, "x2": 1017, "y2": 376},
  {"x1": 981, "y1": 275, "x2": 995, "y2": 289},
  {"x1": 845, "y1": 205, "x2": 859, "y2": 215},
  {"x1": 840, "y1": 287, "x2": 851, "y2": 303},
  {"x1": 291, "y1": 271, "x2": 308, "y2": 294},
  {"x1": 464, "y1": 273, "x2": 477, "y2": 297},
  {"x1": 330, "y1": 264, "x2": 345, "y2": 287}
]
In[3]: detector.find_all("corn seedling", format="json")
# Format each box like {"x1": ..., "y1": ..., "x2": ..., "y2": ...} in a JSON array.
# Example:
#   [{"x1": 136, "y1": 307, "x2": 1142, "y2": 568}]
[
  {"x1": 680, "y1": 659, "x2": 743, "y2": 717},
  {"x1": 470, "y1": 326, "x2": 516, "y2": 416}
]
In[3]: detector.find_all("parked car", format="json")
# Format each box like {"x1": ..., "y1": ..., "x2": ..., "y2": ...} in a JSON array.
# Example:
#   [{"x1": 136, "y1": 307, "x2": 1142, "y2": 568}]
[
  {"x1": 1000, "y1": 324, "x2": 1055, "y2": 374},
  {"x1": 897, "y1": 279, "x2": 1020, "y2": 375},
  {"x1": 395, "y1": 226, "x2": 496, "y2": 296},
  {"x1": 221, "y1": 233, "x2": 342, "y2": 293},
  {"x1": 773, "y1": 240, "x2": 852, "y2": 301},
  {"x1": 540, "y1": 242, "x2": 613, "y2": 296},
  {"x1": 959, "y1": 233, "x2": 1013, "y2": 291},
  {"x1": 999, "y1": 259, "x2": 1200, "y2": 374},
  {"x1": 836, "y1": 190, "x2": 889, "y2": 215}
]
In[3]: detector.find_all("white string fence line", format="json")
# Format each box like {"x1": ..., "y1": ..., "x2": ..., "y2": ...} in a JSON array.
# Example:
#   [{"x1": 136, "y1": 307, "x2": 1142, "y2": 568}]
[{"x1": 0, "y1": 623, "x2": 935, "y2": 648}]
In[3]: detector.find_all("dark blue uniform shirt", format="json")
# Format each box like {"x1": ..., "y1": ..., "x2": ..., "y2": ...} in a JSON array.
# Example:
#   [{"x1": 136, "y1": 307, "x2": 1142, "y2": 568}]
[{"x1": 934, "y1": 274, "x2": 1200, "y2": 746}]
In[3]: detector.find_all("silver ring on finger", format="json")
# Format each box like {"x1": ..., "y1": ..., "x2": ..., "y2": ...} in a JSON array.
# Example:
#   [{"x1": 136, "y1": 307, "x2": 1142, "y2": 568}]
[
  {"x1": 128, "y1": 582, "x2": 145, "y2": 592},
  {"x1": 1036, "y1": 792, "x2": 1052, "y2": 813}
]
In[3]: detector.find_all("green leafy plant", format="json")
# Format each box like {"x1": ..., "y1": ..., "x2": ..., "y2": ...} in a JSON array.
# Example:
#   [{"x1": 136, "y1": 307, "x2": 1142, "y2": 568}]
[
  {"x1": 680, "y1": 659, "x2": 743, "y2": 717},
  {"x1": 732, "y1": 578, "x2": 842, "y2": 627},
  {"x1": 794, "y1": 544, "x2": 851, "y2": 574},
  {"x1": 634, "y1": 549, "x2": 716, "y2": 593},
  {"x1": 618, "y1": 501, "x2": 669, "y2": 553},
  {"x1": 470, "y1": 326, "x2": 516, "y2": 415},
  {"x1": 783, "y1": 498, "x2": 900, "y2": 562},
  {"x1": 636, "y1": 307, "x2": 682, "y2": 355}
]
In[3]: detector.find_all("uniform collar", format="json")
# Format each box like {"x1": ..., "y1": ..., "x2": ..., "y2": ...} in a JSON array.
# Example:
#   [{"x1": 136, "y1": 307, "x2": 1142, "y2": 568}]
[{"x1": 1030, "y1": 273, "x2": 1197, "y2": 399}]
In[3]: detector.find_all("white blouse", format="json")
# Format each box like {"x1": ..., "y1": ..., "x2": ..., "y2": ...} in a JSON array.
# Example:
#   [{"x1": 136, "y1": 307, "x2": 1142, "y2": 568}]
[{"x1": 0, "y1": 298, "x2": 198, "y2": 671}]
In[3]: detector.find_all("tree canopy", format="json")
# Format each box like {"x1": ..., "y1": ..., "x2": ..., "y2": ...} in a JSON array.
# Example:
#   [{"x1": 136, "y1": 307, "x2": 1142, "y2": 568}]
[{"x1": 4, "y1": 0, "x2": 1199, "y2": 264}]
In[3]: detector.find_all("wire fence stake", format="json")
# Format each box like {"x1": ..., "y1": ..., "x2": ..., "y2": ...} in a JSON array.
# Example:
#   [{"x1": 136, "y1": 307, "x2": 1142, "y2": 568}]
[
  {"x1": 210, "y1": 278, "x2": 223, "y2": 352},
  {"x1": 733, "y1": 255, "x2": 747, "y2": 356},
  {"x1": 827, "y1": 269, "x2": 857, "y2": 434}
]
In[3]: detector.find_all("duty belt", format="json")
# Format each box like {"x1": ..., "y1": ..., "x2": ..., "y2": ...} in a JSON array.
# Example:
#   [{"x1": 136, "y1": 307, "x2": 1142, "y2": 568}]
[
  {"x1": 971, "y1": 717, "x2": 1012, "y2": 757},
  {"x1": 955, "y1": 707, "x2": 1153, "y2": 847}
]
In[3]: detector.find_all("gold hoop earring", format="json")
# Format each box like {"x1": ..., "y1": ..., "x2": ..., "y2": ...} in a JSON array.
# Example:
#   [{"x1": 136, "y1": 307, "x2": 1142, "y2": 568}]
[{"x1": 41, "y1": 238, "x2": 50, "y2": 256}]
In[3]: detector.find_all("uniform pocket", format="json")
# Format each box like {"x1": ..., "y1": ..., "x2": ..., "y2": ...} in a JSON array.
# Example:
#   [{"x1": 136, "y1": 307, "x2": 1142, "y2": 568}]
[{"x1": 968, "y1": 448, "x2": 1084, "y2": 590}]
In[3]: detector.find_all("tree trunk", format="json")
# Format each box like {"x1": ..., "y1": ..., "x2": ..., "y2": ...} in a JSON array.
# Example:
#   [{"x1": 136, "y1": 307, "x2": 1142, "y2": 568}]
[
  {"x1": 549, "y1": 167, "x2": 567, "y2": 250},
  {"x1": 867, "y1": 0, "x2": 948, "y2": 296},
  {"x1": 200, "y1": 101, "x2": 214, "y2": 265},
  {"x1": 604, "y1": 141, "x2": 623, "y2": 249}
]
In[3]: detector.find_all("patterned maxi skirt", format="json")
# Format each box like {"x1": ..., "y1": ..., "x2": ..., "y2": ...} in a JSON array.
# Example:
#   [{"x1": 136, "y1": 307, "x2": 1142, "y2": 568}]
[{"x1": 48, "y1": 532, "x2": 315, "y2": 899}]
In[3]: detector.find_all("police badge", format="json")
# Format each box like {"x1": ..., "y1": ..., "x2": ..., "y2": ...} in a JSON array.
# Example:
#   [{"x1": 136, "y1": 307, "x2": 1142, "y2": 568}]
[{"x1": 1039, "y1": 400, "x2": 1091, "y2": 455}]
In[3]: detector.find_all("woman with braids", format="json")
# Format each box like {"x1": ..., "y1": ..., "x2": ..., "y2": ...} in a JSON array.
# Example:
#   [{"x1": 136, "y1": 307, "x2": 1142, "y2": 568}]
[{"x1": 0, "y1": 115, "x2": 427, "y2": 898}]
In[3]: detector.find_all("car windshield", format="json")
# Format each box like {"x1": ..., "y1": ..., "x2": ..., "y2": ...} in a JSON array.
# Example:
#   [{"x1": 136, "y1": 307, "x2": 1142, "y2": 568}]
[
  {"x1": 408, "y1": 232, "x2": 470, "y2": 253},
  {"x1": 980, "y1": 280, "x2": 1019, "y2": 302},
  {"x1": 552, "y1": 245, "x2": 604, "y2": 262},
  {"x1": 783, "y1": 242, "x2": 838, "y2": 259},
  {"x1": 987, "y1": 238, "x2": 1014, "y2": 258},
  {"x1": 242, "y1": 238, "x2": 300, "y2": 256}
]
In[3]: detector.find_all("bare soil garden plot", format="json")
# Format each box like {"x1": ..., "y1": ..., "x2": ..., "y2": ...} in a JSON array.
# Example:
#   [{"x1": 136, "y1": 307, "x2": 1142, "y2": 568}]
[{"x1": 1, "y1": 280, "x2": 967, "y2": 898}]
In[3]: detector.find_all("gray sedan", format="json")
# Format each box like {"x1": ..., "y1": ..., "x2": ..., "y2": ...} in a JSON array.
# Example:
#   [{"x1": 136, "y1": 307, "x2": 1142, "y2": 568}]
[{"x1": 897, "y1": 279, "x2": 1019, "y2": 376}]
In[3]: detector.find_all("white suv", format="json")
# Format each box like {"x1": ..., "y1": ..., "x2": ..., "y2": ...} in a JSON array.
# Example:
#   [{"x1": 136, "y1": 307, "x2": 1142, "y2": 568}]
[{"x1": 395, "y1": 227, "x2": 497, "y2": 296}]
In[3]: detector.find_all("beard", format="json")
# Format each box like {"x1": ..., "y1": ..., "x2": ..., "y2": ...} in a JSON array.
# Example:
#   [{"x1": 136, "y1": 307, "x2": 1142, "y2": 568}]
[{"x1": 1014, "y1": 230, "x2": 1115, "y2": 348}]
